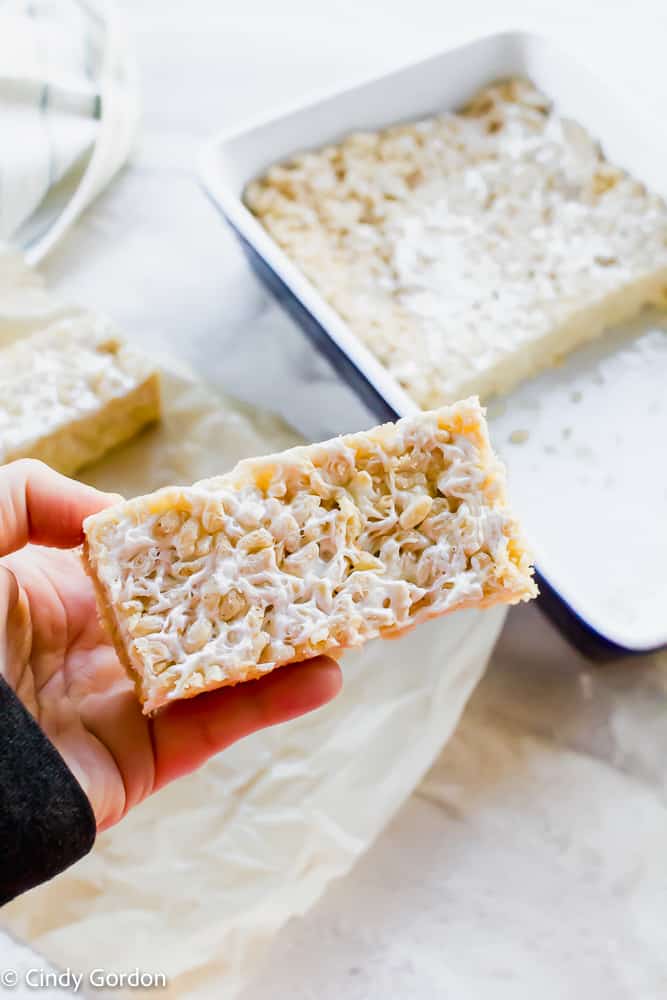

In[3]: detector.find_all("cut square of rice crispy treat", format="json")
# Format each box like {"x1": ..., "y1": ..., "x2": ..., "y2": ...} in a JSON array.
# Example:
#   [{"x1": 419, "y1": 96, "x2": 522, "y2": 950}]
[
  {"x1": 0, "y1": 315, "x2": 160, "y2": 476},
  {"x1": 83, "y1": 398, "x2": 536, "y2": 714},
  {"x1": 245, "y1": 78, "x2": 667, "y2": 408}
]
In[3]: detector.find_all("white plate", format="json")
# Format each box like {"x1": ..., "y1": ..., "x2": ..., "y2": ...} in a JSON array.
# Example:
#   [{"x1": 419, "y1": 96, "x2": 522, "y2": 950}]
[{"x1": 199, "y1": 31, "x2": 667, "y2": 656}]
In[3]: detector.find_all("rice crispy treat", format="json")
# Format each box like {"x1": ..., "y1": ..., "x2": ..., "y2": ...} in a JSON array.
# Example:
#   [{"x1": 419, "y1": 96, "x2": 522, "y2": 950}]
[
  {"x1": 0, "y1": 316, "x2": 161, "y2": 476},
  {"x1": 83, "y1": 398, "x2": 536, "y2": 713},
  {"x1": 245, "y1": 78, "x2": 667, "y2": 407}
]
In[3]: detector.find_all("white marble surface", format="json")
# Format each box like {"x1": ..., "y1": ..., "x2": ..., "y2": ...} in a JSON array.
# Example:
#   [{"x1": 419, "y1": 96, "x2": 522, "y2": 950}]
[{"x1": 2, "y1": 2, "x2": 667, "y2": 998}]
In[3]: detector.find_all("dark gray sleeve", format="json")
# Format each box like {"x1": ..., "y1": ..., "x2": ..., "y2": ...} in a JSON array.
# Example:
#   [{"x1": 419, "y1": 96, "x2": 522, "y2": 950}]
[{"x1": 0, "y1": 676, "x2": 96, "y2": 905}]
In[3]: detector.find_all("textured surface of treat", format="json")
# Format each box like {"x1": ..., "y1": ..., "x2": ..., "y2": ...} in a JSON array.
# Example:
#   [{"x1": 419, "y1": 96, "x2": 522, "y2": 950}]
[
  {"x1": 246, "y1": 78, "x2": 667, "y2": 407},
  {"x1": 0, "y1": 316, "x2": 161, "y2": 475},
  {"x1": 83, "y1": 398, "x2": 536, "y2": 713}
]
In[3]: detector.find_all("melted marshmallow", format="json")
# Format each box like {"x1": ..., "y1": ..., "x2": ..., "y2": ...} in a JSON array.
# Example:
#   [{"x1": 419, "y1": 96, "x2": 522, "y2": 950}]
[{"x1": 84, "y1": 399, "x2": 536, "y2": 712}]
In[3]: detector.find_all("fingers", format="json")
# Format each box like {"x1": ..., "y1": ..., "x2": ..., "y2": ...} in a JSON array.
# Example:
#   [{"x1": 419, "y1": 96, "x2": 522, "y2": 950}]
[
  {"x1": 0, "y1": 563, "x2": 19, "y2": 618},
  {"x1": 0, "y1": 459, "x2": 121, "y2": 556},
  {"x1": 0, "y1": 565, "x2": 31, "y2": 693},
  {"x1": 151, "y1": 656, "x2": 342, "y2": 789},
  {"x1": 0, "y1": 565, "x2": 19, "y2": 678}
]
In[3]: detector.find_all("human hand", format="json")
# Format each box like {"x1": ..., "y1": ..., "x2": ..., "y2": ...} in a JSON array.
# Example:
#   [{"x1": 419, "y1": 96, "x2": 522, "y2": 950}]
[{"x1": 0, "y1": 461, "x2": 342, "y2": 831}]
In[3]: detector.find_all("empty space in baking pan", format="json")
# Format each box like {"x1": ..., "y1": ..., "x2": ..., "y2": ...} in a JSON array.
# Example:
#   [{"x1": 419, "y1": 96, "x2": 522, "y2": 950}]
[{"x1": 489, "y1": 311, "x2": 667, "y2": 651}]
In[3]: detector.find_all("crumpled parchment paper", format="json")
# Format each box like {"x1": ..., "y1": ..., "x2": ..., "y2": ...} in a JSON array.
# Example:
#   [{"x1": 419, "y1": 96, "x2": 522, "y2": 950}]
[{"x1": 0, "y1": 308, "x2": 504, "y2": 999}]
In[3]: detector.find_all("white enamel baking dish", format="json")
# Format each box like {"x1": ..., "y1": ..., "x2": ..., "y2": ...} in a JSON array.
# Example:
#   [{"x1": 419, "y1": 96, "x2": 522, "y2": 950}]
[{"x1": 199, "y1": 31, "x2": 667, "y2": 658}]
